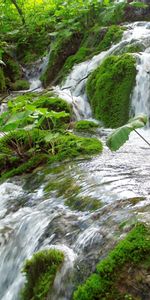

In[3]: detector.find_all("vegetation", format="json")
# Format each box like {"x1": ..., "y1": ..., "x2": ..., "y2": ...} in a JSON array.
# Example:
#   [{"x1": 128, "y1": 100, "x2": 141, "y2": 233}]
[
  {"x1": 73, "y1": 223, "x2": 150, "y2": 300},
  {"x1": 106, "y1": 114, "x2": 148, "y2": 151},
  {"x1": 0, "y1": 93, "x2": 103, "y2": 180},
  {"x1": 46, "y1": 24, "x2": 124, "y2": 84},
  {"x1": 21, "y1": 249, "x2": 64, "y2": 300},
  {"x1": 11, "y1": 79, "x2": 30, "y2": 91},
  {"x1": 74, "y1": 120, "x2": 99, "y2": 132},
  {"x1": 86, "y1": 54, "x2": 136, "y2": 128}
]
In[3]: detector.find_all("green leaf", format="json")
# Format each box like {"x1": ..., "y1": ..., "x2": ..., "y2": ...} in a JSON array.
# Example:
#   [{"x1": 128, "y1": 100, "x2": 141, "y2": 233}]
[
  {"x1": 106, "y1": 114, "x2": 148, "y2": 151},
  {"x1": 6, "y1": 111, "x2": 29, "y2": 124},
  {"x1": 44, "y1": 132, "x2": 60, "y2": 142}
]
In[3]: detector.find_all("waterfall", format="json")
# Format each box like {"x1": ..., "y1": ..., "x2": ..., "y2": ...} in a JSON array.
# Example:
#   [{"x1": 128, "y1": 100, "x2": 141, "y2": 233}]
[
  {"x1": 131, "y1": 52, "x2": 150, "y2": 124},
  {"x1": 25, "y1": 54, "x2": 49, "y2": 92},
  {"x1": 55, "y1": 22, "x2": 150, "y2": 120}
]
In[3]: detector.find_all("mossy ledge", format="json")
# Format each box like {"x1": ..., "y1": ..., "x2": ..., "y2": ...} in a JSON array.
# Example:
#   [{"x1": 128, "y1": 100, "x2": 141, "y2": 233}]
[
  {"x1": 60, "y1": 25, "x2": 124, "y2": 80},
  {"x1": 21, "y1": 249, "x2": 64, "y2": 300},
  {"x1": 73, "y1": 223, "x2": 150, "y2": 300},
  {"x1": 86, "y1": 54, "x2": 136, "y2": 128}
]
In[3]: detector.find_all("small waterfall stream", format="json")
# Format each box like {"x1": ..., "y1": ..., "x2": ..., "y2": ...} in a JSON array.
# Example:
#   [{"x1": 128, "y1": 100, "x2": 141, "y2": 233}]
[{"x1": 1, "y1": 22, "x2": 150, "y2": 300}]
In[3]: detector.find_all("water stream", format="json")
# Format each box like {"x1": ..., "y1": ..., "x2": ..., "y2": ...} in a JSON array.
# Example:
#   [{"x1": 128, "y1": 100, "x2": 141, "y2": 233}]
[{"x1": 0, "y1": 22, "x2": 150, "y2": 300}]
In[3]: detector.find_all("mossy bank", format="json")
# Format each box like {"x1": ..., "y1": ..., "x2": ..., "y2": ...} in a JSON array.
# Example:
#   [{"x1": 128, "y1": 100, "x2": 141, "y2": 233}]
[
  {"x1": 86, "y1": 54, "x2": 136, "y2": 128},
  {"x1": 0, "y1": 93, "x2": 103, "y2": 181},
  {"x1": 73, "y1": 223, "x2": 150, "y2": 300}
]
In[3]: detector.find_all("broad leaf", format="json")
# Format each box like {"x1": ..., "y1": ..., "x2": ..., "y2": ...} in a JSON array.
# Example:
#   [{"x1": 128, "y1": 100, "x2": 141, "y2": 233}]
[{"x1": 106, "y1": 114, "x2": 148, "y2": 151}]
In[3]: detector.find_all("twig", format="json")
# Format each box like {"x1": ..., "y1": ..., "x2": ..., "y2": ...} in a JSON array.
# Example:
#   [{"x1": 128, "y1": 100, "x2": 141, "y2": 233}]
[{"x1": 134, "y1": 129, "x2": 150, "y2": 147}]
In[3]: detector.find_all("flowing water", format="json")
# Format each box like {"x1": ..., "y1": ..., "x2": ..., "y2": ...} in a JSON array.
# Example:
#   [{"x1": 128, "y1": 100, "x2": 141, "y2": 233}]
[{"x1": 1, "y1": 22, "x2": 150, "y2": 300}]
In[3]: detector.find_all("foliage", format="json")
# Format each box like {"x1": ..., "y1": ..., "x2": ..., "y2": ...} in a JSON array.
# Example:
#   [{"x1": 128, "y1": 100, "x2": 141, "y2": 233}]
[
  {"x1": 86, "y1": 54, "x2": 136, "y2": 128},
  {"x1": 73, "y1": 223, "x2": 150, "y2": 300},
  {"x1": 21, "y1": 249, "x2": 64, "y2": 300},
  {"x1": 0, "y1": 91, "x2": 103, "y2": 180},
  {"x1": 106, "y1": 114, "x2": 148, "y2": 151}
]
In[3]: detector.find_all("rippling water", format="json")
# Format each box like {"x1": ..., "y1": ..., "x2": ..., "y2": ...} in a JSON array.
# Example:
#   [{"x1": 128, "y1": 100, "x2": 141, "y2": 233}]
[{"x1": 0, "y1": 128, "x2": 150, "y2": 300}]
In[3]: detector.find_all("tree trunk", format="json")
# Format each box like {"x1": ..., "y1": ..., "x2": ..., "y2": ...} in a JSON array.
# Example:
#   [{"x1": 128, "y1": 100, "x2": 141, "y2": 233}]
[{"x1": 10, "y1": 0, "x2": 25, "y2": 25}]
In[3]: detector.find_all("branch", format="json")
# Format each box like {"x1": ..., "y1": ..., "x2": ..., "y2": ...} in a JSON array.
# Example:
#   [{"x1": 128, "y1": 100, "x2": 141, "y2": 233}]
[{"x1": 11, "y1": 0, "x2": 26, "y2": 25}]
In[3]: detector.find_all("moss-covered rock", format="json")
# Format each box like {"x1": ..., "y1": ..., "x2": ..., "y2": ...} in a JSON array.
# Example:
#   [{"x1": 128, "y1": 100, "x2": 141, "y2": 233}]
[
  {"x1": 74, "y1": 120, "x2": 99, "y2": 132},
  {"x1": 73, "y1": 223, "x2": 150, "y2": 300},
  {"x1": 33, "y1": 95, "x2": 71, "y2": 114},
  {"x1": 21, "y1": 249, "x2": 64, "y2": 300},
  {"x1": 11, "y1": 79, "x2": 30, "y2": 91},
  {"x1": 86, "y1": 54, "x2": 136, "y2": 128},
  {"x1": 65, "y1": 195, "x2": 102, "y2": 212},
  {"x1": 61, "y1": 25, "x2": 124, "y2": 79},
  {"x1": 41, "y1": 31, "x2": 83, "y2": 86}
]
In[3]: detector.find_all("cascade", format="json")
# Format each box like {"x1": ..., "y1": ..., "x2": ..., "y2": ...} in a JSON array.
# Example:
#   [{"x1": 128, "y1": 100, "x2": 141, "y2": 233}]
[
  {"x1": 56, "y1": 22, "x2": 150, "y2": 121},
  {"x1": 25, "y1": 54, "x2": 49, "y2": 91},
  {"x1": 1, "y1": 22, "x2": 150, "y2": 300}
]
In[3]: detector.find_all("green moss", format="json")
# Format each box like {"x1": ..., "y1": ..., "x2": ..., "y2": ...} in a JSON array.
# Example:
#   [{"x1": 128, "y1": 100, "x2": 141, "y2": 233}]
[
  {"x1": 74, "y1": 120, "x2": 99, "y2": 132},
  {"x1": 11, "y1": 79, "x2": 30, "y2": 91},
  {"x1": 50, "y1": 133, "x2": 103, "y2": 161},
  {"x1": 61, "y1": 25, "x2": 124, "y2": 79},
  {"x1": 4, "y1": 58, "x2": 22, "y2": 82},
  {"x1": 65, "y1": 195, "x2": 102, "y2": 212},
  {"x1": 73, "y1": 223, "x2": 150, "y2": 300},
  {"x1": 1, "y1": 154, "x2": 48, "y2": 181},
  {"x1": 41, "y1": 30, "x2": 83, "y2": 86},
  {"x1": 116, "y1": 43, "x2": 144, "y2": 55},
  {"x1": 0, "y1": 67, "x2": 6, "y2": 92},
  {"x1": 86, "y1": 54, "x2": 136, "y2": 128},
  {"x1": 0, "y1": 130, "x2": 103, "y2": 180},
  {"x1": 21, "y1": 249, "x2": 64, "y2": 300},
  {"x1": 34, "y1": 95, "x2": 71, "y2": 114},
  {"x1": 44, "y1": 175, "x2": 102, "y2": 211}
]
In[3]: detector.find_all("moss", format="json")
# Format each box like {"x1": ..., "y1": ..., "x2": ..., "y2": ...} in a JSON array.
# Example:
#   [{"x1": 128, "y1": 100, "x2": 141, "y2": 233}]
[
  {"x1": 0, "y1": 67, "x2": 6, "y2": 92},
  {"x1": 74, "y1": 120, "x2": 99, "y2": 132},
  {"x1": 73, "y1": 223, "x2": 150, "y2": 300},
  {"x1": 50, "y1": 133, "x2": 103, "y2": 161},
  {"x1": 41, "y1": 30, "x2": 83, "y2": 86},
  {"x1": 0, "y1": 130, "x2": 103, "y2": 180},
  {"x1": 21, "y1": 249, "x2": 64, "y2": 300},
  {"x1": 11, "y1": 79, "x2": 30, "y2": 91},
  {"x1": 65, "y1": 195, "x2": 102, "y2": 212},
  {"x1": 44, "y1": 176, "x2": 102, "y2": 211},
  {"x1": 34, "y1": 95, "x2": 71, "y2": 114},
  {"x1": 61, "y1": 25, "x2": 124, "y2": 79},
  {"x1": 116, "y1": 43, "x2": 144, "y2": 55},
  {"x1": 1, "y1": 154, "x2": 48, "y2": 181},
  {"x1": 4, "y1": 57, "x2": 22, "y2": 82},
  {"x1": 86, "y1": 54, "x2": 136, "y2": 128}
]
